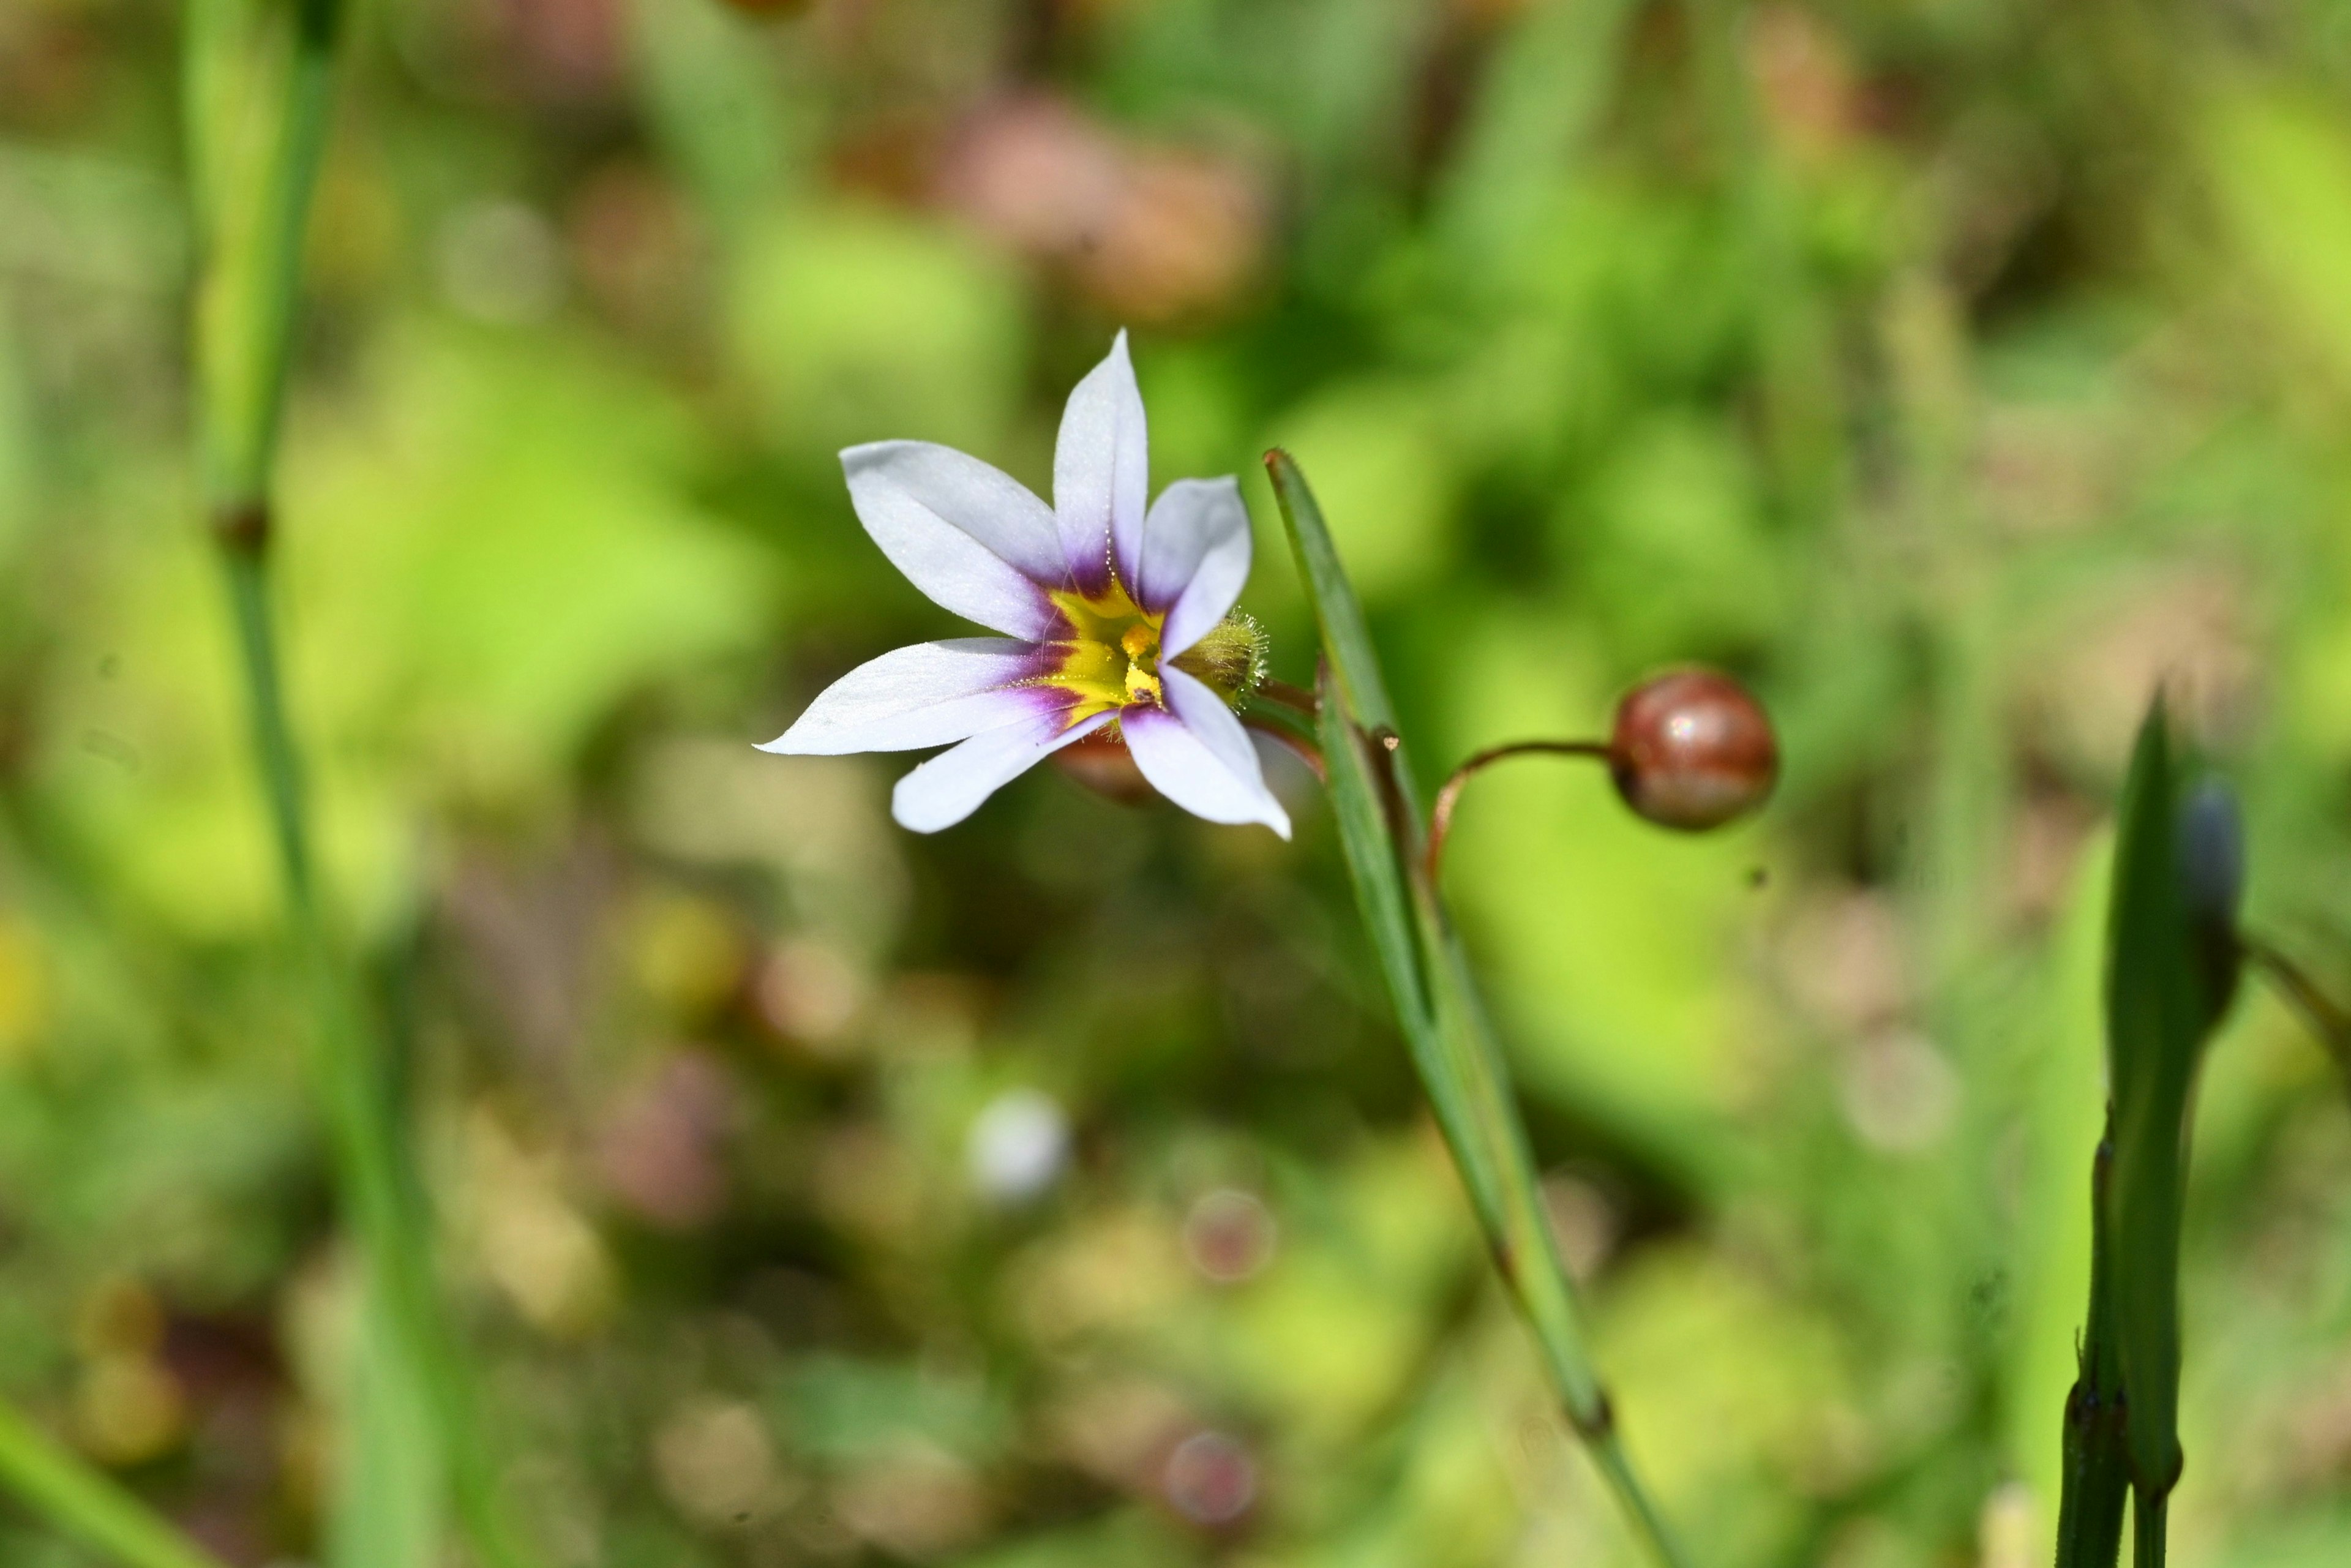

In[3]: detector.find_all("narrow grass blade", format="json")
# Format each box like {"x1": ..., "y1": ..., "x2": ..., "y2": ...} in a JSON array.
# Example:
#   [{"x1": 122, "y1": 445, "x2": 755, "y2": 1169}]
[
  {"x1": 329, "y1": 1295, "x2": 444, "y2": 1568},
  {"x1": 2102, "y1": 700, "x2": 2235, "y2": 1510},
  {"x1": 0, "y1": 1398, "x2": 234, "y2": 1568},
  {"x1": 182, "y1": 4, "x2": 538, "y2": 1566},
  {"x1": 1269, "y1": 450, "x2": 1692, "y2": 1568}
]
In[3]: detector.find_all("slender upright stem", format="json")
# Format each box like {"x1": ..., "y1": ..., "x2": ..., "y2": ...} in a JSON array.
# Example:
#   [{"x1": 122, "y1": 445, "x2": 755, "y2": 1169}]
[
  {"x1": 2054, "y1": 1139, "x2": 2131, "y2": 1568},
  {"x1": 1273, "y1": 452, "x2": 1691, "y2": 1568},
  {"x1": 1355, "y1": 725, "x2": 1689, "y2": 1567},
  {"x1": 1397, "y1": 763, "x2": 1692, "y2": 1568},
  {"x1": 2132, "y1": 1493, "x2": 2167, "y2": 1568},
  {"x1": 0, "y1": 1401, "x2": 234, "y2": 1568},
  {"x1": 182, "y1": 3, "x2": 533, "y2": 1565},
  {"x1": 1424, "y1": 740, "x2": 1612, "y2": 885}
]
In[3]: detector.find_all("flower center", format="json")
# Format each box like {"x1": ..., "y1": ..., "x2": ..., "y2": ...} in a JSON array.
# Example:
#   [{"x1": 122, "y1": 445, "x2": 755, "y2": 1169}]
[
  {"x1": 1043, "y1": 580, "x2": 1166, "y2": 724},
  {"x1": 1037, "y1": 579, "x2": 1269, "y2": 730}
]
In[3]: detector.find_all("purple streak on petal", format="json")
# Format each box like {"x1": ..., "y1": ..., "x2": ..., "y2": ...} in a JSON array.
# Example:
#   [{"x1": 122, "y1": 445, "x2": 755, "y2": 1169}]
[
  {"x1": 759, "y1": 639, "x2": 1061, "y2": 756},
  {"x1": 844, "y1": 442, "x2": 1067, "y2": 637},
  {"x1": 1122, "y1": 669, "x2": 1291, "y2": 838},
  {"x1": 1138, "y1": 476, "x2": 1251, "y2": 655},
  {"x1": 891, "y1": 708, "x2": 1114, "y2": 833},
  {"x1": 1052, "y1": 331, "x2": 1147, "y2": 598}
]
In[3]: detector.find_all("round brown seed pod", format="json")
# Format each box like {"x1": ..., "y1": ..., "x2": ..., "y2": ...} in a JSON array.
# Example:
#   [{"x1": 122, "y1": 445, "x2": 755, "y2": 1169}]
[{"x1": 1608, "y1": 668, "x2": 1778, "y2": 831}]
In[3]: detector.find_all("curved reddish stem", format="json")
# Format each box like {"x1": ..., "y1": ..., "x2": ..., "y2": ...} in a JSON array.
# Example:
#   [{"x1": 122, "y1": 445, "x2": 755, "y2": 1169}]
[
  {"x1": 1425, "y1": 740, "x2": 1611, "y2": 886},
  {"x1": 2243, "y1": 936, "x2": 2351, "y2": 1093},
  {"x1": 1254, "y1": 677, "x2": 1319, "y2": 719}
]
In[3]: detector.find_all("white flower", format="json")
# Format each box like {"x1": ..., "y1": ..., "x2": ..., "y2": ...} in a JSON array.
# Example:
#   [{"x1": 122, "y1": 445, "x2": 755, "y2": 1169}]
[
  {"x1": 966, "y1": 1087, "x2": 1070, "y2": 1204},
  {"x1": 761, "y1": 332, "x2": 1290, "y2": 839}
]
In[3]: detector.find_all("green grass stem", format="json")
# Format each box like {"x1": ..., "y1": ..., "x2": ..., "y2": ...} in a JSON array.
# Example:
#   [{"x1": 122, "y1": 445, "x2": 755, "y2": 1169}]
[
  {"x1": 1272, "y1": 451, "x2": 1693, "y2": 1568},
  {"x1": 181, "y1": 3, "x2": 534, "y2": 1566},
  {"x1": 0, "y1": 1400, "x2": 235, "y2": 1568}
]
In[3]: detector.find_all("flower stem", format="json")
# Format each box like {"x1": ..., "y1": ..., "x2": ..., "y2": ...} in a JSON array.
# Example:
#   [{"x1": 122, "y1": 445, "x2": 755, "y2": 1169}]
[
  {"x1": 1270, "y1": 449, "x2": 1692, "y2": 1568},
  {"x1": 1242, "y1": 715, "x2": 1327, "y2": 783},
  {"x1": 183, "y1": 3, "x2": 532, "y2": 1566},
  {"x1": 1255, "y1": 675, "x2": 1321, "y2": 719},
  {"x1": 2053, "y1": 1139, "x2": 2130, "y2": 1568},
  {"x1": 0, "y1": 1400, "x2": 234, "y2": 1568},
  {"x1": 1389, "y1": 740, "x2": 1692, "y2": 1568},
  {"x1": 1424, "y1": 740, "x2": 1612, "y2": 886},
  {"x1": 2240, "y1": 936, "x2": 2351, "y2": 1093}
]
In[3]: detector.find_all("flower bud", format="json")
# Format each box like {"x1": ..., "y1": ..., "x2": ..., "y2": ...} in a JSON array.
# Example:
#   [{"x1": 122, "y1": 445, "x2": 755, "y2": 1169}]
[
  {"x1": 1608, "y1": 668, "x2": 1778, "y2": 831},
  {"x1": 2175, "y1": 774, "x2": 2244, "y2": 1021},
  {"x1": 2175, "y1": 776, "x2": 2243, "y2": 934}
]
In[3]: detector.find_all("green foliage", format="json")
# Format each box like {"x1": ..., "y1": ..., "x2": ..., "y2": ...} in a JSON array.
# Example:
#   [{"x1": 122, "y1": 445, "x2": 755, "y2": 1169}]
[
  {"x1": 4, "y1": 1, "x2": 2351, "y2": 1564},
  {"x1": 1271, "y1": 450, "x2": 1686, "y2": 1565}
]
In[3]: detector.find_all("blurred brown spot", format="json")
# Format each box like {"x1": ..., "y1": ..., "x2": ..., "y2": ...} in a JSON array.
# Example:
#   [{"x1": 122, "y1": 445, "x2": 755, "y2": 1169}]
[
  {"x1": 568, "y1": 163, "x2": 710, "y2": 344},
  {"x1": 468, "y1": 1109, "x2": 617, "y2": 1335},
  {"x1": 1840, "y1": 1030, "x2": 1959, "y2": 1154},
  {"x1": 444, "y1": 840, "x2": 617, "y2": 1076},
  {"x1": 1161, "y1": 1428, "x2": 1256, "y2": 1529},
  {"x1": 493, "y1": 0, "x2": 626, "y2": 102},
  {"x1": 2005, "y1": 778, "x2": 2097, "y2": 923},
  {"x1": 1071, "y1": 151, "x2": 1264, "y2": 326},
  {"x1": 1747, "y1": 7, "x2": 1862, "y2": 163},
  {"x1": 1181, "y1": 1188, "x2": 1277, "y2": 1285},
  {"x1": 1540, "y1": 1172, "x2": 1619, "y2": 1284},
  {"x1": 653, "y1": 1399, "x2": 796, "y2": 1529},
  {"x1": 871, "y1": 972, "x2": 986, "y2": 1059},
  {"x1": 75, "y1": 1276, "x2": 163, "y2": 1359},
  {"x1": 938, "y1": 96, "x2": 1266, "y2": 324},
  {"x1": 1044, "y1": 1378, "x2": 1194, "y2": 1491},
  {"x1": 1011, "y1": 1209, "x2": 1186, "y2": 1343},
  {"x1": 598, "y1": 1051, "x2": 735, "y2": 1230},
  {"x1": 831, "y1": 1442, "x2": 990, "y2": 1556},
  {"x1": 1777, "y1": 890, "x2": 1910, "y2": 1033},
  {"x1": 936, "y1": 97, "x2": 1125, "y2": 258},
  {"x1": 2028, "y1": 567, "x2": 2260, "y2": 775},
  {"x1": 0, "y1": 9, "x2": 99, "y2": 132},
  {"x1": 755, "y1": 939, "x2": 872, "y2": 1054},
  {"x1": 1976, "y1": 402, "x2": 2121, "y2": 538},
  {"x1": 1452, "y1": 0, "x2": 1537, "y2": 24}
]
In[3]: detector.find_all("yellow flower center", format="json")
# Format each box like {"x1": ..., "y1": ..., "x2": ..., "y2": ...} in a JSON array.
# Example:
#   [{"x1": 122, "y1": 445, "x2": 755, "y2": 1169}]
[
  {"x1": 1035, "y1": 579, "x2": 1269, "y2": 731},
  {"x1": 1043, "y1": 580, "x2": 1164, "y2": 725}
]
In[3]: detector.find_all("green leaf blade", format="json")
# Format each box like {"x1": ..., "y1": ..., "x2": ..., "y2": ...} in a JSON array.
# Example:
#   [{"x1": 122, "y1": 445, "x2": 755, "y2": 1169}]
[{"x1": 2102, "y1": 697, "x2": 2232, "y2": 1502}]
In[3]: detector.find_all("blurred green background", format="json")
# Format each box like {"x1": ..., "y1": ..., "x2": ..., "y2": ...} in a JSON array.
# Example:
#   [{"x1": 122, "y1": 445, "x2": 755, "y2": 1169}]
[{"x1": 6, "y1": 0, "x2": 2351, "y2": 1563}]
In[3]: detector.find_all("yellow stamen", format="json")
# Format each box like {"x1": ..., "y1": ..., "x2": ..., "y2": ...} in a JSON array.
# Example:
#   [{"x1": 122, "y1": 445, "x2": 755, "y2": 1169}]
[
  {"x1": 1030, "y1": 580, "x2": 1264, "y2": 728},
  {"x1": 1040, "y1": 579, "x2": 1168, "y2": 724}
]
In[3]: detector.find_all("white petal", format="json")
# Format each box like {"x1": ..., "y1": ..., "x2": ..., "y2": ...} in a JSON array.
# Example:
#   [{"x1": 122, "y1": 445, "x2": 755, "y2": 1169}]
[
  {"x1": 891, "y1": 708, "x2": 1112, "y2": 833},
  {"x1": 844, "y1": 441, "x2": 1067, "y2": 637},
  {"x1": 1123, "y1": 669, "x2": 1291, "y2": 838},
  {"x1": 1138, "y1": 476, "x2": 1251, "y2": 656},
  {"x1": 759, "y1": 639, "x2": 1056, "y2": 755},
  {"x1": 1052, "y1": 331, "x2": 1148, "y2": 597}
]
